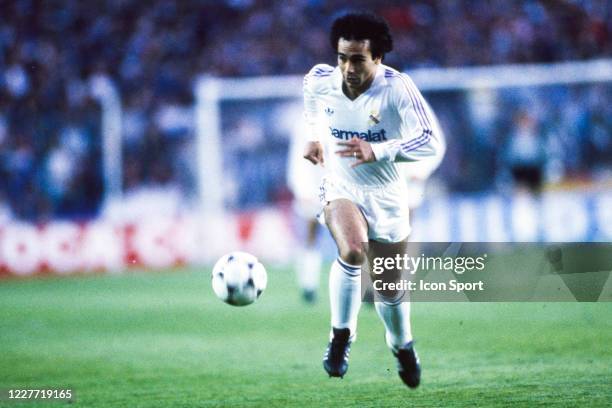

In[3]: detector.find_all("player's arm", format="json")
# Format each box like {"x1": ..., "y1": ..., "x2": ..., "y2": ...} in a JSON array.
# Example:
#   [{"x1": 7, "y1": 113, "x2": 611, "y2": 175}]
[
  {"x1": 302, "y1": 66, "x2": 329, "y2": 166},
  {"x1": 369, "y1": 74, "x2": 443, "y2": 163}
]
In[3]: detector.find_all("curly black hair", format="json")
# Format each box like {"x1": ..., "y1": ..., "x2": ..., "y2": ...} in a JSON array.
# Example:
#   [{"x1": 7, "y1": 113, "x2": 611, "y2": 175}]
[{"x1": 330, "y1": 12, "x2": 393, "y2": 60}]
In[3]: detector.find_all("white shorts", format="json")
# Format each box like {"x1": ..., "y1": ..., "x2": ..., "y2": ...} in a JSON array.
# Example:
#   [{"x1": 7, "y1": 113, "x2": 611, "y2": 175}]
[
  {"x1": 293, "y1": 196, "x2": 321, "y2": 220},
  {"x1": 318, "y1": 176, "x2": 411, "y2": 243}
]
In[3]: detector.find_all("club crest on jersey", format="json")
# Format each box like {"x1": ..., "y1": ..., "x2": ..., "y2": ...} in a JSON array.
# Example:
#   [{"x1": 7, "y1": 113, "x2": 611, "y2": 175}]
[
  {"x1": 368, "y1": 111, "x2": 381, "y2": 126},
  {"x1": 325, "y1": 107, "x2": 334, "y2": 116},
  {"x1": 329, "y1": 127, "x2": 387, "y2": 142}
]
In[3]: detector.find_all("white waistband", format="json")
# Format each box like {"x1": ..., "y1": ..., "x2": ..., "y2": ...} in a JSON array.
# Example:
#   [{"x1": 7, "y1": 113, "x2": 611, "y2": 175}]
[{"x1": 326, "y1": 175, "x2": 403, "y2": 192}]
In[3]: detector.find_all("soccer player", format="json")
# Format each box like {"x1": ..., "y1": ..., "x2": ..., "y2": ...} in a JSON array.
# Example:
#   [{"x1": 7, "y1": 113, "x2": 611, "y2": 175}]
[
  {"x1": 302, "y1": 12, "x2": 444, "y2": 388},
  {"x1": 287, "y1": 115, "x2": 326, "y2": 303}
]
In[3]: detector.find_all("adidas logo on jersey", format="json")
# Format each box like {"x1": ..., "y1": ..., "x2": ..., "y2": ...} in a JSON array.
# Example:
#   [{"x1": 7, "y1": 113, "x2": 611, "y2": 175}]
[{"x1": 329, "y1": 127, "x2": 387, "y2": 142}]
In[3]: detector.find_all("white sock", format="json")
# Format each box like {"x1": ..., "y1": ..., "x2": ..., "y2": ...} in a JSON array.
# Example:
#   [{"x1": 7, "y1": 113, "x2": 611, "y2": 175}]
[
  {"x1": 296, "y1": 247, "x2": 322, "y2": 292},
  {"x1": 375, "y1": 296, "x2": 413, "y2": 352},
  {"x1": 329, "y1": 258, "x2": 362, "y2": 341}
]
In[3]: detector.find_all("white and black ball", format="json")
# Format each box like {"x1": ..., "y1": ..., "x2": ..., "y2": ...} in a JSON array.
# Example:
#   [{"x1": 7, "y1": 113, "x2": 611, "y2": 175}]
[{"x1": 212, "y1": 251, "x2": 267, "y2": 306}]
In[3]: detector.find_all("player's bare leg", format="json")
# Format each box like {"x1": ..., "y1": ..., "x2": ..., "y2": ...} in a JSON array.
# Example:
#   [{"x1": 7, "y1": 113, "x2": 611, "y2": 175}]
[
  {"x1": 368, "y1": 239, "x2": 421, "y2": 388},
  {"x1": 296, "y1": 218, "x2": 322, "y2": 303},
  {"x1": 322, "y1": 198, "x2": 368, "y2": 378},
  {"x1": 325, "y1": 199, "x2": 369, "y2": 265},
  {"x1": 306, "y1": 219, "x2": 319, "y2": 248}
]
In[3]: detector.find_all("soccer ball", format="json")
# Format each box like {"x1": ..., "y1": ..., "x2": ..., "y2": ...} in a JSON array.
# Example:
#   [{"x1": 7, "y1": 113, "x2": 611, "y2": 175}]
[{"x1": 211, "y1": 251, "x2": 267, "y2": 306}]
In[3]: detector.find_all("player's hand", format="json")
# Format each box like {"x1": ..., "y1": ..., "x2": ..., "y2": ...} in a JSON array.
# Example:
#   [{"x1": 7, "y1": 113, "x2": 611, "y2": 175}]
[
  {"x1": 303, "y1": 141, "x2": 325, "y2": 166},
  {"x1": 336, "y1": 137, "x2": 376, "y2": 167}
]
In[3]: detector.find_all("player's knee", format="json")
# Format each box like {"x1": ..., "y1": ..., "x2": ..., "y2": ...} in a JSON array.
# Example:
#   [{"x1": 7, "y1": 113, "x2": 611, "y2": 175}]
[{"x1": 340, "y1": 245, "x2": 366, "y2": 266}]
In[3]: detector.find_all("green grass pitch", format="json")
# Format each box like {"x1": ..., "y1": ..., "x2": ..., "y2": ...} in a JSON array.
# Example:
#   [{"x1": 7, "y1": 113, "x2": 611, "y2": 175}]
[{"x1": 0, "y1": 267, "x2": 610, "y2": 407}]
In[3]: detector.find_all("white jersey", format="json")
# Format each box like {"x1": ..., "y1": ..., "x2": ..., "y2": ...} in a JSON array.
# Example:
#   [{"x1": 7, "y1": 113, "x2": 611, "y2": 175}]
[
  {"x1": 303, "y1": 63, "x2": 444, "y2": 187},
  {"x1": 287, "y1": 115, "x2": 326, "y2": 218}
]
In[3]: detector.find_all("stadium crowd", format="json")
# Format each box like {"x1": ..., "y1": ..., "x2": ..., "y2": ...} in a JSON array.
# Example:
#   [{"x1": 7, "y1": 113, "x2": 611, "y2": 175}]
[{"x1": 0, "y1": 0, "x2": 611, "y2": 220}]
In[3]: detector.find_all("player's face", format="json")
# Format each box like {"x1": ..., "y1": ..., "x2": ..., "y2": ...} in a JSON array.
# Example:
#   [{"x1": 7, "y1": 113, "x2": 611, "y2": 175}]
[{"x1": 337, "y1": 38, "x2": 381, "y2": 97}]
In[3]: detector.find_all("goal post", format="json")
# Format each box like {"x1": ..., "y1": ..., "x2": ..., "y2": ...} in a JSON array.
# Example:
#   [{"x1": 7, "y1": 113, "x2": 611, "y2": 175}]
[
  {"x1": 90, "y1": 74, "x2": 123, "y2": 204},
  {"x1": 195, "y1": 76, "x2": 225, "y2": 215}
]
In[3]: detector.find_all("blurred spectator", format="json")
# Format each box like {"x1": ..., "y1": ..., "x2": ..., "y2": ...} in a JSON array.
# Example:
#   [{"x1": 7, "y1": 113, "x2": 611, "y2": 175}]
[{"x1": 502, "y1": 110, "x2": 547, "y2": 193}]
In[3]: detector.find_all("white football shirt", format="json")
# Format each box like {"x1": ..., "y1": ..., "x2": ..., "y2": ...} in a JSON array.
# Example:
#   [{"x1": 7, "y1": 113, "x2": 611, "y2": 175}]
[{"x1": 303, "y1": 63, "x2": 444, "y2": 186}]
